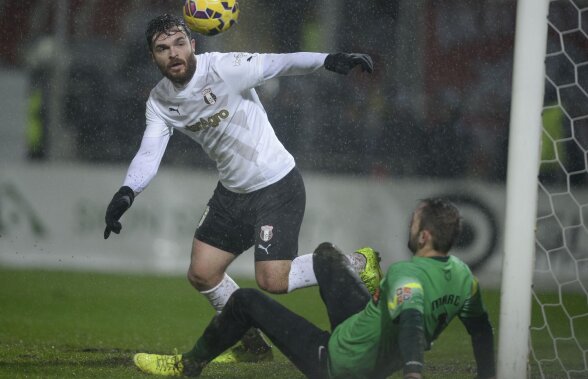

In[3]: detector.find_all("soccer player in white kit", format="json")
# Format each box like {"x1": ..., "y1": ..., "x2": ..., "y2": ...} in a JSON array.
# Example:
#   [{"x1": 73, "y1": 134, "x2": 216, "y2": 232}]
[{"x1": 104, "y1": 14, "x2": 378, "y2": 363}]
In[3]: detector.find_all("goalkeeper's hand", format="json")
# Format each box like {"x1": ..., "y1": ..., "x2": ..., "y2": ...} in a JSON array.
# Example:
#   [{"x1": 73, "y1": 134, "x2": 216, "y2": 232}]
[
  {"x1": 104, "y1": 186, "x2": 134, "y2": 239},
  {"x1": 324, "y1": 53, "x2": 374, "y2": 75}
]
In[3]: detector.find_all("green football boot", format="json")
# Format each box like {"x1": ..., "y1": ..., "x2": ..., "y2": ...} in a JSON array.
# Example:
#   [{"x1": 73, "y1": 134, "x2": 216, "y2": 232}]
[{"x1": 355, "y1": 246, "x2": 383, "y2": 295}]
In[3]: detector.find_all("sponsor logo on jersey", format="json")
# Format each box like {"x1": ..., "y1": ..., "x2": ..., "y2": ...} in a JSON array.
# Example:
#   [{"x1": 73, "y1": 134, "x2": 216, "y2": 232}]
[
  {"x1": 396, "y1": 287, "x2": 413, "y2": 305},
  {"x1": 260, "y1": 225, "x2": 273, "y2": 242},
  {"x1": 185, "y1": 109, "x2": 230, "y2": 132},
  {"x1": 388, "y1": 282, "x2": 422, "y2": 311},
  {"x1": 233, "y1": 52, "x2": 257, "y2": 66},
  {"x1": 232, "y1": 52, "x2": 247, "y2": 66},
  {"x1": 202, "y1": 88, "x2": 217, "y2": 105}
]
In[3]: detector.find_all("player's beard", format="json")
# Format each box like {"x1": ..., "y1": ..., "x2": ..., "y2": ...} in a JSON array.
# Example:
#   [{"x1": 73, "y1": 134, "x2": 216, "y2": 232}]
[
  {"x1": 164, "y1": 52, "x2": 196, "y2": 86},
  {"x1": 407, "y1": 231, "x2": 418, "y2": 254}
]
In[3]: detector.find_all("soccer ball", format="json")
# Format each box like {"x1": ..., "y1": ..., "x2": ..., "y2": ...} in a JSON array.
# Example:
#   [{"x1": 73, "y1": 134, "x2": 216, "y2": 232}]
[{"x1": 183, "y1": 0, "x2": 240, "y2": 36}]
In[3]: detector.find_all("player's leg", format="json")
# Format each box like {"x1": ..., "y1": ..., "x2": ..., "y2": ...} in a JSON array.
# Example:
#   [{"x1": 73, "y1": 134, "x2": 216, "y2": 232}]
[
  {"x1": 184, "y1": 288, "x2": 330, "y2": 378},
  {"x1": 190, "y1": 184, "x2": 272, "y2": 363},
  {"x1": 254, "y1": 259, "x2": 291, "y2": 293},
  {"x1": 313, "y1": 242, "x2": 372, "y2": 329},
  {"x1": 249, "y1": 168, "x2": 316, "y2": 293},
  {"x1": 134, "y1": 288, "x2": 329, "y2": 377},
  {"x1": 251, "y1": 167, "x2": 382, "y2": 295},
  {"x1": 191, "y1": 182, "x2": 254, "y2": 310},
  {"x1": 187, "y1": 239, "x2": 236, "y2": 294}
]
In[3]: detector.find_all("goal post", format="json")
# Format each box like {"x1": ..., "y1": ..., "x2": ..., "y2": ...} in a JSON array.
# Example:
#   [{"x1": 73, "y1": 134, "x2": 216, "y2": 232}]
[{"x1": 497, "y1": 0, "x2": 550, "y2": 378}]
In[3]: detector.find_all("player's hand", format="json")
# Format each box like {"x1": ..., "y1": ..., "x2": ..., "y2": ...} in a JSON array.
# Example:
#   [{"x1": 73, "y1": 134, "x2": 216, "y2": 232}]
[
  {"x1": 324, "y1": 53, "x2": 374, "y2": 75},
  {"x1": 104, "y1": 186, "x2": 134, "y2": 239}
]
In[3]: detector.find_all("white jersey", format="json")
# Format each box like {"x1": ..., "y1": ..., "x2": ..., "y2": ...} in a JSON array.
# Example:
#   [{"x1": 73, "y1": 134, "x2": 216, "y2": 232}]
[{"x1": 123, "y1": 52, "x2": 327, "y2": 194}]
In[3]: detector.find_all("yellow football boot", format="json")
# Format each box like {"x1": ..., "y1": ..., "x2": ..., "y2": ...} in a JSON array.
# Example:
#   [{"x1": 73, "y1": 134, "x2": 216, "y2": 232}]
[
  {"x1": 133, "y1": 353, "x2": 204, "y2": 377},
  {"x1": 355, "y1": 246, "x2": 383, "y2": 295},
  {"x1": 211, "y1": 343, "x2": 273, "y2": 363}
]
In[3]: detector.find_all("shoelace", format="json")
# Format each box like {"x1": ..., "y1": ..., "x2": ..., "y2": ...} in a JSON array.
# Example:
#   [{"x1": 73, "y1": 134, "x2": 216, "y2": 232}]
[{"x1": 155, "y1": 351, "x2": 182, "y2": 374}]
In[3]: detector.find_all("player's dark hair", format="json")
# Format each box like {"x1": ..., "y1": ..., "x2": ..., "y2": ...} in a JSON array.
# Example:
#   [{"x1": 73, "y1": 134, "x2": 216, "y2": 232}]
[
  {"x1": 418, "y1": 198, "x2": 462, "y2": 253},
  {"x1": 146, "y1": 14, "x2": 191, "y2": 51}
]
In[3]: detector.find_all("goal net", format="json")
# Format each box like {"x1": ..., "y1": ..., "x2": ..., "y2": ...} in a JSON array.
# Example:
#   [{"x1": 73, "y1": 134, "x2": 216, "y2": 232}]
[{"x1": 531, "y1": 0, "x2": 588, "y2": 377}]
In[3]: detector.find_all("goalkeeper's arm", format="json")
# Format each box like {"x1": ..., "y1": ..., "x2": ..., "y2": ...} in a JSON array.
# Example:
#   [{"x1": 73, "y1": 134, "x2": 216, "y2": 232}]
[
  {"x1": 460, "y1": 312, "x2": 496, "y2": 379},
  {"x1": 397, "y1": 309, "x2": 425, "y2": 379}
]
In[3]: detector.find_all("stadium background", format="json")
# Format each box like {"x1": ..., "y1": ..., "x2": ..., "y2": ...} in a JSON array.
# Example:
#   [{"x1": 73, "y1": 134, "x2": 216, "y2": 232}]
[{"x1": 0, "y1": 1, "x2": 583, "y2": 285}]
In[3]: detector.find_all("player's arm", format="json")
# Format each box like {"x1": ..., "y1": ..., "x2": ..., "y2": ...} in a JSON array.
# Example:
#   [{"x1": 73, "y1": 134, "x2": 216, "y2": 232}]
[
  {"x1": 104, "y1": 100, "x2": 171, "y2": 239},
  {"x1": 386, "y1": 273, "x2": 426, "y2": 379},
  {"x1": 103, "y1": 134, "x2": 170, "y2": 239},
  {"x1": 262, "y1": 52, "x2": 373, "y2": 80},
  {"x1": 397, "y1": 309, "x2": 426, "y2": 379},
  {"x1": 218, "y1": 51, "x2": 373, "y2": 92},
  {"x1": 262, "y1": 52, "x2": 327, "y2": 79},
  {"x1": 459, "y1": 279, "x2": 496, "y2": 379}
]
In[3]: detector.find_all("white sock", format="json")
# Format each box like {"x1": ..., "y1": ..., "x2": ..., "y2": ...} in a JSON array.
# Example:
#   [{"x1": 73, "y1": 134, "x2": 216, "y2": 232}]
[
  {"x1": 287, "y1": 252, "x2": 366, "y2": 293},
  {"x1": 287, "y1": 253, "x2": 318, "y2": 293},
  {"x1": 199, "y1": 273, "x2": 239, "y2": 312}
]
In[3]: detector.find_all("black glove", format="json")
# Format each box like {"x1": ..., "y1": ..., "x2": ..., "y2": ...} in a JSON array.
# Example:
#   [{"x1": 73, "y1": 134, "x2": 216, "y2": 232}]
[
  {"x1": 104, "y1": 186, "x2": 134, "y2": 239},
  {"x1": 324, "y1": 53, "x2": 374, "y2": 75}
]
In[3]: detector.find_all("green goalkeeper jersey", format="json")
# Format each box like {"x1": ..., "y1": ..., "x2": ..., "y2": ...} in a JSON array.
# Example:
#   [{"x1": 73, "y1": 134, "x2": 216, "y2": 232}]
[{"x1": 327, "y1": 255, "x2": 488, "y2": 379}]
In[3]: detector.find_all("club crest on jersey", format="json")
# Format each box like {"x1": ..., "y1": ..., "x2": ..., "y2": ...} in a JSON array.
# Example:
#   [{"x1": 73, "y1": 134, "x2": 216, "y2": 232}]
[
  {"x1": 202, "y1": 88, "x2": 217, "y2": 105},
  {"x1": 260, "y1": 225, "x2": 274, "y2": 242}
]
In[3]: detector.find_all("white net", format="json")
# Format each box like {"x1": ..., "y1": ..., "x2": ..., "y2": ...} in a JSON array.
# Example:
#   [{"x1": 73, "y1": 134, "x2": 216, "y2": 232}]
[{"x1": 531, "y1": 0, "x2": 588, "y2": 378}]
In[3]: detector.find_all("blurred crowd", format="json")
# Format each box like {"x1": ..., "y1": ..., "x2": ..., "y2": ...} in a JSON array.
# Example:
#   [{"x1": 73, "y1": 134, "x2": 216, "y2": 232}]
[{"x1": 1, "y1": 0, "x2": 585, "y2": 183}]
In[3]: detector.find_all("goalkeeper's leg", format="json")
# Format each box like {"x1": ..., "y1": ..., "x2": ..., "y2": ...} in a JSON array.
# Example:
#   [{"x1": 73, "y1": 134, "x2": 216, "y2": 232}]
[
  {"x1": 184, "y1": 288, "x2": 330, "y2": 378},
  {"x1": 188, "y1": 240, "x2": 272, "y2": 363},
  {"x1": 313, "y1": 242, "x2": 372, "y2": 330}
]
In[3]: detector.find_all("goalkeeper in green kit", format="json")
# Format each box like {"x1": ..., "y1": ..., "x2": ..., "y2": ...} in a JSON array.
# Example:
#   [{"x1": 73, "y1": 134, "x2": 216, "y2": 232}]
[{"x1": 133, "y1": 198, "x2": 496, "y2": 379}]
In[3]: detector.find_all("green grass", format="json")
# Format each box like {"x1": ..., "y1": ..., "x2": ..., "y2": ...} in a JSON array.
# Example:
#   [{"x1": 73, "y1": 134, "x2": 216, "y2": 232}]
[{"x1": 0, "y1": 267, "x2": 584, "y2": 378}]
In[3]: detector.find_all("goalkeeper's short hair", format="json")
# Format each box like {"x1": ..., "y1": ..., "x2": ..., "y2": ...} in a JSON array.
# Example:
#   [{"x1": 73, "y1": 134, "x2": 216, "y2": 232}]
[{"x1": 418, "y1": 198, "x2": 462, "y2": 253}]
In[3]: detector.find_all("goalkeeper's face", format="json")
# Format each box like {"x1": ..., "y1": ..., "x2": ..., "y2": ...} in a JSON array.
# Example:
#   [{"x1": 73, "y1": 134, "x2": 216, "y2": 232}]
[
  {"x1": 151, "y1": 26, "x2": 197, "y2": 86},
  {"x1": 407, "y1": 210, "x2": 420, "y2": 254},
  {"x1": 407, "y1": 205, "x2": 427, "y2": 254}
]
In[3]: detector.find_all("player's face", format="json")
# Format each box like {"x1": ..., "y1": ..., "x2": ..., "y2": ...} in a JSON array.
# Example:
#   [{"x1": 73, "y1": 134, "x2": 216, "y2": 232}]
[{"x1": 151, "y1": 27, "x2": 196, "y2": 86}]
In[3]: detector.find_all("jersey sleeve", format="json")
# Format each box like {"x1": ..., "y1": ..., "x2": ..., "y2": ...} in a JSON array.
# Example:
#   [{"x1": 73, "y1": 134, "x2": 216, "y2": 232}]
[
  {"x1": 216, "y1": 52, "x2": 327, "y2": 92},
  {"x1": 121, "y1": 97, "x2": 172, "y2": 193},
  {"x1": 459, "y1": 277, "x2": 488, "y2": 319},
  {"x1": 144, "y1": 97, "x2": 172, "y2": 138},
  {"x1": 261, "y1": 52, "x2": 327, "y2": 79},
  {"x1": 122, "y1": 134, "x2": 170, "y2": 194},
  {"x1": 459, "y1": 278, "x2": 496, "y2": 378},
  {"x1": 386, "y1": 265, "x2": 425, "y2": 320}
]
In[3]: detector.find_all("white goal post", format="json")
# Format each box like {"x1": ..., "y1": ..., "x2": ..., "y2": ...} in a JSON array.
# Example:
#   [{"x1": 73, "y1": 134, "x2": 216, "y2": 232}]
[{"x1": 497, "y1": 0, "x2": 550, "y2": 378}]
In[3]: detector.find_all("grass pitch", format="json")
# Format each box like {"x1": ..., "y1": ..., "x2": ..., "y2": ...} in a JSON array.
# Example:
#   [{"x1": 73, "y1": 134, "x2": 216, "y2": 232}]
[{"x1": 0, "y1": 266, "x2": 580, "y2": 378}]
